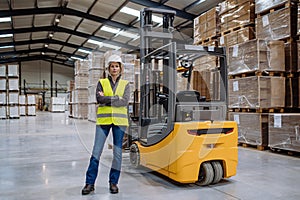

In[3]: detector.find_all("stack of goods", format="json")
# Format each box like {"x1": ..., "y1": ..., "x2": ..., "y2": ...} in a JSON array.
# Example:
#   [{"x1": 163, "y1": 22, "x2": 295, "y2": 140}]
[
  {"x1": 19, "y1": 95, "x2": 26, "y2": 116},
  {"x1": 218, "y1": 0, "x2": 255, "y2": 47},
  {"x1": 67, "y1": 80, "x2": 74, "y2": 117},
  {"x1": 268, "y1": 113, "x2": 300, "y2": 152},
  {"x1": 7, "y1": 64, "x2": 19, "y2": 119},
  {"x1": 122, "y1": 53, "x2": 137, "y2": 103},
  {"x1": 26, "y1": 95, "x2": 36, "y2": 116},
  {"x1": 49, "y1": 97, "x2": 65, "y2": 112},
  {"x1": 88, "y1": 52, "x2": 105, "y2": 122},
  {"x1": 72, "y1": 60, "x2": 89, "y2": 119},
  {"x1": 0, "y1": 65, "x2": 6, "y2": 119},
  {"x1": 193, "y1": 7, "x2": 220, "y2": 45}
]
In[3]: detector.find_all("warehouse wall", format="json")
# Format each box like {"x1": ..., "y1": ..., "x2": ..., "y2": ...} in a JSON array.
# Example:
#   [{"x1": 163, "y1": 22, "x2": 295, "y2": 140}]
[{"x1": 20, "y1": 60, "x2": 74, "y2": 87}]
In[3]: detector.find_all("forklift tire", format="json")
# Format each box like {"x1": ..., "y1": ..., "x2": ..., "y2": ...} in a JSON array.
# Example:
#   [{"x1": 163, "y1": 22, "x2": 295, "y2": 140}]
[
  {"x1": 211, "y1": 161, "x2": 223, "y2": 184},
  {"x1": 129, "y1": 143, "x2": 140, "y2": 168},
  {"x1": 197, "y1": 162, "x2": 214, "y2": 186}
]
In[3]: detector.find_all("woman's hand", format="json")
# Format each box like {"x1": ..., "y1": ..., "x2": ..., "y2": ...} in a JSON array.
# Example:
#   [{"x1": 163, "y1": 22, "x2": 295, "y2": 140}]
[{"x1": 98, "y1": 91, "x2": 104, "y2": 96}]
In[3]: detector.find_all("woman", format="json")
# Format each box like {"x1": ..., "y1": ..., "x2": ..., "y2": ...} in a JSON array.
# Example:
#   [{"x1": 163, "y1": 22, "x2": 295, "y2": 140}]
[{"x1": 82, "y1": 54, "x2": 130, "y2": 195}]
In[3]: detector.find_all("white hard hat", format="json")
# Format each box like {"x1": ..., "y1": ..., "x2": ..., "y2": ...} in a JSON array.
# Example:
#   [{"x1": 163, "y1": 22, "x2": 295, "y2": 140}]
[{"x1": 107, "y1": 54, "x2": 123, "y2": 65}]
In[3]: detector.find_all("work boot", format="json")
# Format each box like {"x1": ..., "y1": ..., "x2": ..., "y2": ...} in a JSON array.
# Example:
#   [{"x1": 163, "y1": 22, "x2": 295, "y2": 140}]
[
  {"x1": 81, "y1": 184, "x2": 95, "y2": 195},
  {"x1": 109, "y1": 183, "x2": 119, "y2": 194}
]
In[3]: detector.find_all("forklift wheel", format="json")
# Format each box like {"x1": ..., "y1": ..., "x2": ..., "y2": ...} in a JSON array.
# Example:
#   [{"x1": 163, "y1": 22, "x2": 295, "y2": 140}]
[
  {"x1": 129, "y1": 143, "x2": 140, "y2": 168},
  {"x1": 197, "y1": 162, "x2": 214, "y2": 186},
  {"x1": 211, "y1": 161, "x2": 223, "y2": 184}
]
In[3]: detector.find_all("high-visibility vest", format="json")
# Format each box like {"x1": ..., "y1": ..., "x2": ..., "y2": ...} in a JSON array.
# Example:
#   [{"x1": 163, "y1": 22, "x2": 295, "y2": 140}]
[{"x1": 96, "y1": 78, "x2": 129, "y2": 126}]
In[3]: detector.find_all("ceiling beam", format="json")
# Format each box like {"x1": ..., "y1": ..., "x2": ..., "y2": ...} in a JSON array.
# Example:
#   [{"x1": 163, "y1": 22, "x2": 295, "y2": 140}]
[
  {"x1": 0, "y1": 26, "x2": 137, "y2": 50},
  {"x1": 0, "y1": 48, "x2": 85, "y2": 60},
  {"x1": 0, "y1": 55, "x2": 74, "y2": 67},
  {"x1": 0, "y1": 39, "x2": 94, "y2": 52},
  {"x1": 0, "y1": 7, "x2": 138, "y2": 33},
  {"x1": 128, "y1": 0, "x2": 196, "y2": 20}
]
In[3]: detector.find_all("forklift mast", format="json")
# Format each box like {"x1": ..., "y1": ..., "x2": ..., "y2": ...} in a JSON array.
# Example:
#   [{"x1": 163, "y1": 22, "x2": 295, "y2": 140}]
[{"x1": 135, "y1": 8, "x2": 229, "y2": 146}]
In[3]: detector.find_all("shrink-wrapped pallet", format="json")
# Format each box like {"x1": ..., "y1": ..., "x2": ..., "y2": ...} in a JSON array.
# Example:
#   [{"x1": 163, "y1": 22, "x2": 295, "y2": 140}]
[
  {"x1": 229, "y1": 112, "x2": 269, "y2": 147},
  {"x1": 88, "y1": 52, "x2": 105, "y2": 70},
  {"x1": 219, "y1": 0, "x2": 255, "y2": 33},
  {"x1": 219, "y1": 27, "x2": 255, "y2": 47},
  {"x1": 269, "y1": 113, "x2": 300, "y2": 152},
  {"x1": 256, "y1": 7, "x2": 297, "y2": 40},
  {"x1": 229, "y1": 76, "x2": 285, "y2": 108},
  {"x1": 255, "y1": 0, "x2": 298, "y2": 14},
  {"x1": 7, "y1": 65, "x2": 18, "y2": 77},
  {"x1": 228, "y1": 39, "x2": 285, "y2": 75}
]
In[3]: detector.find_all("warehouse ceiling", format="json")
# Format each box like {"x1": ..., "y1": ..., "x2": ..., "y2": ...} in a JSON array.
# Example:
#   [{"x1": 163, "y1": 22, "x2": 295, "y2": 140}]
[{"x1": 0, "y1": 0, "x2": 223, "y2": 68}]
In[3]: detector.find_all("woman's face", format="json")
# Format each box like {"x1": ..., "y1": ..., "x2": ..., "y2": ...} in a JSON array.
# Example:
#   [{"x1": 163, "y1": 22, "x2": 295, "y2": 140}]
[{"x1": 109, "y1": 62, "x2": 121, "y2": 77}]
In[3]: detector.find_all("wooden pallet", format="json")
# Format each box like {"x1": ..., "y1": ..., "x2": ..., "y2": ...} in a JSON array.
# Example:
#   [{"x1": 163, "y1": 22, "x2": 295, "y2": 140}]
[
  {"x1": 229, "y1": 70, "x2": 286, "y2": 79},
  {"x1": 239, "y1": 142, "x2": 268, "y2": 151},
  {"x1": 270, "y1": 147, "x2": 300, "y2": 157},
  {"x1": 229, "y1": 107, "x2": 286, "y2": 113},
  {"x1": 194, "y1": 35, "x2": 219, "y2": 46},
  {"x1": 221, "y1": 23, "x2": 255, "y2": 36},
  {"x1": 257, "y1": 1, "x2": 295, "y2": 17}
]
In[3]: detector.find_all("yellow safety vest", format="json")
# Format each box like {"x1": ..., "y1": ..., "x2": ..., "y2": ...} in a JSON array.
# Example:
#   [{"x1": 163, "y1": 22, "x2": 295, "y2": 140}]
[{"x1": 96, "y1": 78, "x2": 129, "y2": 126}]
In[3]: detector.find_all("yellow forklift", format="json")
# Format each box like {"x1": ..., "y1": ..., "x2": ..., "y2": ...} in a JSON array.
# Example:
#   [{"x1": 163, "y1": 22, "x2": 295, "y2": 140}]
[{"x1": 129, "y1": 8, "x2": 238, "y2": 186}]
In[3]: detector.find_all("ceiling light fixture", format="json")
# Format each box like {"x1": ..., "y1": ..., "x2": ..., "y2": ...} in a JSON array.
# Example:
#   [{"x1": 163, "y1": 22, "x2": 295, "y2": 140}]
[
  {"x1": 78, "y1": 48, "x2": 92, "y2": 54},
  {"x1": 87, "y1": 39, "x2": 121, "y2": 50},
  {"x1": 101, "y1": 25, "x2": 138, "y2": 39},
  {"x1": 44, "y1": 44, "x2": 49, "y2": 48},
  {"x1": 55, "y1": 18, "x2": 60, "y2": 23},
  {"x1": 49, "y1": 33, "x2": 54, "y2": 38},
  {"x1": 71, "y1": 56, "x2": 84, "y2": 61},
  {"x1": 120, "y1": 6, "x2": 162, "y2": 23},
  {"x1": 0, "y1": 34, "x2": 13, "y2": 38},
  {"x1": 0, "y1": 17, "x2": 11, "y2": 23},
  {"x1": 0, "y1": 45, "x2": 14, "y2": 49}
]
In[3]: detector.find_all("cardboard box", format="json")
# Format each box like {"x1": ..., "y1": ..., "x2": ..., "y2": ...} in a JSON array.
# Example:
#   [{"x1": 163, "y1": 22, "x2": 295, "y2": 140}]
[
  {"x1": 285, "y1": 42, "x2": 298, "y2": 72},
  {"x1": 285, "y1": 76, "x2": 299, "y2": 108},
  {"x1": 0, "y1": 92, "x2": 6, "y2": 105},
  {"x1": 88, "y1": 52, "x2": 105, "y2": 70},
  {"x1": 8, "y1": 78, "x2": 19, "y2": 91},
  {"x1": 219, "y1": 27, "x2": 255, "y2": 47},
  {"x1": 9, "y1": 106, "x2": 19, "y2": 118},
  {"x1": 256, "y1": 7, "x2": 297, "y2": 40},
  {"x1": 229, "y1": 76, "x2": 285, "y2": 109},
  {"x1": 8, "y1": 92, "x2": 19, "y2": 104},
  {"x1": 26, "y1": 105, "x2": 36, "y2": 116},
  {"x1": 269, "y1": 113, "x2": 300, "y2": 152},
  {"x1": 7, "y1": 65, "x2": 18, "y2": 77},
  {"x1": 0, "y1": 65, "x2": 6, "y2": 77},
  {"x1": 229, "y1": 112, "x2": 269, "y2": 146},
  {"x1": 255, "y1": 0, "x2": 297, "y2": 14},
  {"x1": 228, "y1": 39, "x2": 285, "y2": 75}
]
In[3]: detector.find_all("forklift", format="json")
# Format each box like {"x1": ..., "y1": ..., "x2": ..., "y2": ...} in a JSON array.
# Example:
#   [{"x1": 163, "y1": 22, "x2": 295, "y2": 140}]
[{"x1": 129, "y1": 8, "x2": 238, "y2": 186}]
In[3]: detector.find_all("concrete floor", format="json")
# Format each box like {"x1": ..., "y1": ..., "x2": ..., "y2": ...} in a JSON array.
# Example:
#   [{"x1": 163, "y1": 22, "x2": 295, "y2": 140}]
[{"x1": 0, "y1": 112, "x2": 300, "y2": 200}]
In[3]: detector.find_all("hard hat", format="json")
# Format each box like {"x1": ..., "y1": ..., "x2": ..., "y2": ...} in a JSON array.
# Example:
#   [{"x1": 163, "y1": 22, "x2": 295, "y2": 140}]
[{"x1": 107, "y1": 54, "x2": 123, "y2": 66}]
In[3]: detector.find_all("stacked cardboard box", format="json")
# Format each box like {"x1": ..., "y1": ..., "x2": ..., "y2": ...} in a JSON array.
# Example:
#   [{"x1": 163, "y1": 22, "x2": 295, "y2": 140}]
[
  {"x1": 228, "y1": 76, "x2": 285, "y2": 109},
  {"x1": 228, "y1": 39, "x2": 285, "y2": 75},
  {"x1": 26, "y1": 95, "x2": 36, "y2": 116},
  {"x1": 269, "y1": 113, "x2": 300, "y2": 152},
  {"x1": 229, "y1": 112, "x2": 269, "y2": 147},
  {"x1": 194, "y1": 7, "x2": 220, "y2": 44},
  {"x1": 49, "y1": 97, "x2": 65, "y2": 112},
  {"x1": 219, "y1": 27, "x2": 255, "y2": 47},
  {"x1": 219, "y1": 0, "x2": 255, "y2": 33}
]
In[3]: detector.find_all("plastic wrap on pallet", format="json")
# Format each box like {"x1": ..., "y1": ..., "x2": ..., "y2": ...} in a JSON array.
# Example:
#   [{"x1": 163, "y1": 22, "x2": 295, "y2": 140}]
[
  {"x1": 88, "y1": 69, "x2": 104, "y2": 86},
  {"x1": 219, "y1": 1, "x2": 255, "y2": 33},
  {"x1": 219, "y1": 0, "x2": 250, "y2": 14},
  {"x1": 0, "y1": 93, "x2": 6, "y2": 104},
  {"x1": 26, "y1": 105, "x2": 36, "y2": 116},
  {"x1": 8, "y1": 78, "x2": 19, "y2": 91},
  {"x1": 75, "y1": 75, "x2": 88, "y2": 89},
  {"x1": 228, "y1": 76, "x2": 285, "y2": 108},
  {"x1": 298, "y1": 5, "x2": 300, "y2": 35},
  {"x1": 73, "y1": 103, "x2": 88, "y2": 119},
  {"x1": 19, "y1": 95, "x2": 26, "y2": 105},
  {"x1": 284, "y1": 41, "x2": 298, "y2": 72},
  {"x1": 74, "y1": 89, "x2": 89, "y2": 104},
  {"x1": 88, "y1": 85, "x2": 97, "y2": 104},
  {"x1": 228, "y1": 39, "x2": 285, "y2": 75},
  {"x1": 122, "y1": 63, "x2": 135, "y2": 82},
  {"x1": 285, "y1": 76, "x2": 299, "y2": 108},
  {"x1": 0, "y1": 79, "x2": 6, "y2": 90},
  {"x1": 255, "y1": 0, "x2": 298, "y2": 14},
  {"x1": 193, "y1": 6, "x2": 219, "y2": 44},
  {"x1": 9, "y1": 106, "x2": 19, "y2": 118},
  {"x1": 88, "y1": 103, "x2": 98, "y2": 122},
  {"x1": 0, "y1": 106, "x2": 6, "y2": 118},
  {"x1": 219, "y1": 27, "x2": 255, "y2": 47},
  {"x1": 268, "y1": 113, "x2": 300, "y2": 152},
  {"x1": 7, "y1": 65, "x2": 18, "y2": 77},
  {"x1": 75, "y1": 60, "x2": 89, "y2": 75},
  {"x1": 256, "y1": 7, "x2": 297, "y2": 40},
  {"x1": 0, "y1": 65, "x2": 6, "y2": 76},
  {"x1": 176, "y1": 73, "x2": 188, "y2": 92},
  {"x1": 19, "y1": 106, "x2": 26, "y2": 116},
  {"x1": 8, "y1": 92, "x2": 19, "y2": 104},
  {"x1": 88, "y1": 52, "x2": 105, "y2": 70},
  {"x1": 229, "y1": 112, "x2": 269, "y2": 146},
  {"x1": 26, "y1": 95, "x2": 36, "y2": 105},
  {"x1": 194, "y1": 56, "x2": 219, "y2": 71}
]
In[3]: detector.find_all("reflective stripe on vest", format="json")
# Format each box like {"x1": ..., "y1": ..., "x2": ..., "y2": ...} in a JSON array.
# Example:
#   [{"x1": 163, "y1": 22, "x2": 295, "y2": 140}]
[{"x1": 96, "y1": 78, "x2": 129, "y2": 126}]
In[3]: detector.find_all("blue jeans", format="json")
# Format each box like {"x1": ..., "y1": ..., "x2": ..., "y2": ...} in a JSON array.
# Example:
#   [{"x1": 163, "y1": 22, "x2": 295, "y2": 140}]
[{"x1": 85, "y1": 124, "x2": 126, "y2": 185}]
